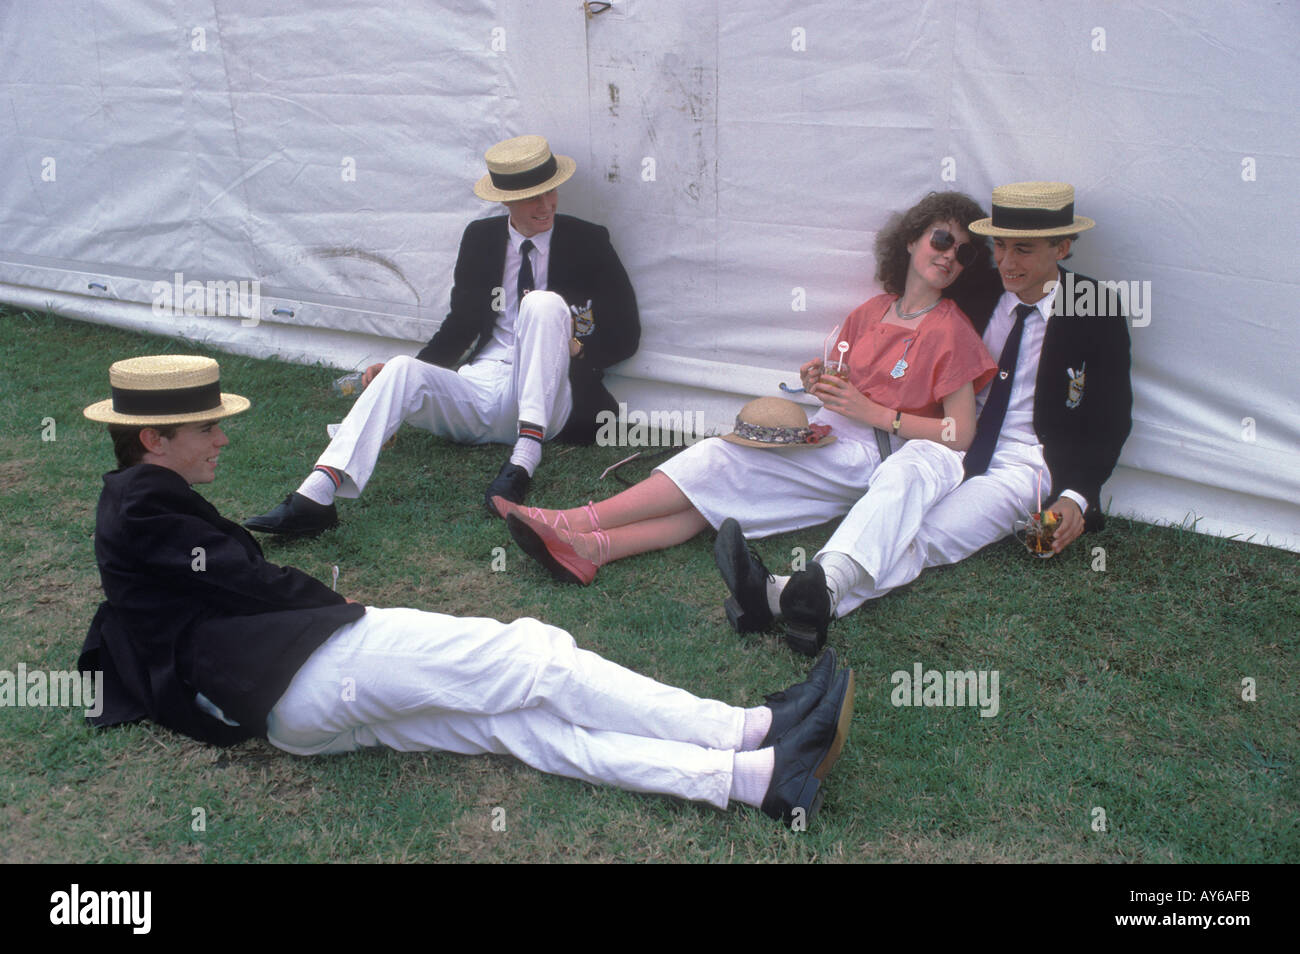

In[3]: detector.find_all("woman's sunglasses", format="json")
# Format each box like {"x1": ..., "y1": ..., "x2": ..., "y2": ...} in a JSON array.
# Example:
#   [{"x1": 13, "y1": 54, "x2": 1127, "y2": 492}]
[{"x1": 929, "y1": 228, "x2": 978, "y2": 267}]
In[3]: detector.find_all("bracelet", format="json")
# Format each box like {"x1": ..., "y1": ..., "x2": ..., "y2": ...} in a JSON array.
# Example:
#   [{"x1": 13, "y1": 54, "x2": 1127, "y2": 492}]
[{"x1": 892, "y1": 411, "x2": 903, "y2": 433}]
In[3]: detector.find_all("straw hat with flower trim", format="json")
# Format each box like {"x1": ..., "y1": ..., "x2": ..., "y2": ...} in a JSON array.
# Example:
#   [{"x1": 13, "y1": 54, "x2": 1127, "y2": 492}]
[
  {"x1": 84, "y1": 355, "x2": 250, "y2": 426},
  {"x1": 473, "y1": 135, "x2": 577, "y2": 202},
  {"x1": 968, "y1": 181, "x2": 1095, "y2": 238},
  {"x1": 720, "y1": 397, "x2": 836, "y2": 450}
]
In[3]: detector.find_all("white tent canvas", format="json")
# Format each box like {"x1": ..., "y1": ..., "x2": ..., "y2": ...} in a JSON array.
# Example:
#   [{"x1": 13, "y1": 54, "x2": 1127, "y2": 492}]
[{"x1": 2, "y1": 0, "x2": 1296, "y2": 550}]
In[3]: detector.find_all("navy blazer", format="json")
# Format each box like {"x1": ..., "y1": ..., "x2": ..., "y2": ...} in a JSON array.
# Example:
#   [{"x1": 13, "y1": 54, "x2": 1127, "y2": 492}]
[
  {"x1": 415, "y1": 213, "x2": 640, "y2": 443},
  {"x1": 78, "y1": 465, "x2": 364, "y2": 745},
  {"x1": 969, "y1": 268, "x2": 1133, "y2": 532}
]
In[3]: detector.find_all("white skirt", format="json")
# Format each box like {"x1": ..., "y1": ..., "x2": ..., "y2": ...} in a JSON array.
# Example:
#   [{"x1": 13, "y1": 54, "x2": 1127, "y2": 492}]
[{"x1": 655, "y1": 410, "x2": 898, "y2": 538}]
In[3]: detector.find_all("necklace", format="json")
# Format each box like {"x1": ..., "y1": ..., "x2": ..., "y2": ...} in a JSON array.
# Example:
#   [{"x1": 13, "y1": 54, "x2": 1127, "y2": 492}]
[{"x1": 894, "y1": 297, "x2": 941, "y2": 320}]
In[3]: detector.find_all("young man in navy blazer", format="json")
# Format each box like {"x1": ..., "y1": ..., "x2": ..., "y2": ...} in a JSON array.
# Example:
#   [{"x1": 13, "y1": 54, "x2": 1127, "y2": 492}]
[
  {"x1": 717, "y1": 182, "x2": 1134, "y2": 653},
  {"x1": 81, "y1": 356, "x2": 854, "y2": 827},
  {"x1": 246, "y1": 135, "x2": 640, "y2": 534}
]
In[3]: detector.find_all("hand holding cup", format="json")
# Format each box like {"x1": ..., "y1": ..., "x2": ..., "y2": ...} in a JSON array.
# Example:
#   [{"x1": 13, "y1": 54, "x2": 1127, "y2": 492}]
[{"x1": 800, "y1": 358, "x2": 825, "y2": 392}]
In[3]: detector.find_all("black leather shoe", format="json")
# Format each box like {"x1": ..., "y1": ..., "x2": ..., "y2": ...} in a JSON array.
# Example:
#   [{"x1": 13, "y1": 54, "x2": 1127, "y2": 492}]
[
  {"x1": 760, "y1": 649, "x2": 837, "y2": 748},
  {"x1": 760, "y1": 667, "x2": 854, "y2": 826},
  {"x1": 243, "y1": 492, "x2": 337, "y2": 537},
  {"x1": 714, "y1": 517, "x2": 774, "y2": 633},
  {"x1": 780, "y1": 563, "x2": 833, "y2": 657},
  {"x1": 484, "y1": 462, "x2": 531, "y2": 518}
]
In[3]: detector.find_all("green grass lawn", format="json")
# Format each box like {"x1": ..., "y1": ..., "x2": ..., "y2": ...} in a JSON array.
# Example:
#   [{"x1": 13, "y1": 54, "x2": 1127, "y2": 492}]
[{"x1": 1, "y1": 306, "x2": 1295, "y2": 863}]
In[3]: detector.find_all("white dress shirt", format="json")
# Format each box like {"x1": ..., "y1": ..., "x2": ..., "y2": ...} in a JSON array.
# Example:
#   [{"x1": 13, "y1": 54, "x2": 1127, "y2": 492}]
[
  {"x1": 976, "y1": 283, "x2": 1088, "y2": 514},
  {"x1": 476, "y1": 221, "x2": 554, "y2": 363}
]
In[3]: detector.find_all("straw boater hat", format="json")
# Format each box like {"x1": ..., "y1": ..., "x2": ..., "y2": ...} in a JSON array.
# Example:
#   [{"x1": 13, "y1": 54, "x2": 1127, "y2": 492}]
[
  {"x1": 968, "y1": 181, "x2": 1095, "y2": 238},
  {"x1": 473, "y1": 135, "x2": 577, "y2": 202},
  {"x1": 84, "y1": 355, "x2": 250, "y2": 425},
  {"x1": 720, "y1": 397, "x2": 836, "y2": 450}
]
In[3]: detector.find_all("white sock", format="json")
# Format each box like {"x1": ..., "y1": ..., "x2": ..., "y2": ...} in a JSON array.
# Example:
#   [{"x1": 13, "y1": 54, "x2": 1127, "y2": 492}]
[
  {"x1": 766, "y1": 574, "x2": 789, "y2": 616},
  {"x1": 729, "y1": 748, "x2": 776, "y2": 809},
  {"x1": 815, "y1": 551, "x2": 867, "y2": 613},
  {"x1": 509, "y1": 437, "x2": 542, "y2": 476},
  {"x1": 297, "y1": 468, "x2": 338, "y2": 506},
  {"x1": 740, "y1": 706, "x2": 773, "y2": 751}
]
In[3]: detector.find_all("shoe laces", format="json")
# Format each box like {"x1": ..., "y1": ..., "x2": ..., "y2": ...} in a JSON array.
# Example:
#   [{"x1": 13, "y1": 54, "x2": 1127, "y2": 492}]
[
  {"x1": 552, "y1": 524, "x2": 611, "y2": 566},
  {"x1": 503, "y1": 499, "x2": 602, "y2": 534},
  {"x1": 589, "y1": 528, "x2": 611, "y2": 565}
]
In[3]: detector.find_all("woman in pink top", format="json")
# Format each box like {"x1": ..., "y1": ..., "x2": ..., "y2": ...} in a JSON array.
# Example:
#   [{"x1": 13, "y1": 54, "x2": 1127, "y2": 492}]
[{"x1": 495, "y1": 192, "x2": 998, "y2": 589}]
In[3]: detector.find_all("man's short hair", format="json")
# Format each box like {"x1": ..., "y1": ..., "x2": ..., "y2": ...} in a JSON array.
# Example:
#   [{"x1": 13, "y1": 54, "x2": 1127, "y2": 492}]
[
  {"x1": 1047, "y1": 234, "x2": 1080, "y2": 260},
  {"x1": 108, "y1": 424, "x2": 176, "y2": 469}
]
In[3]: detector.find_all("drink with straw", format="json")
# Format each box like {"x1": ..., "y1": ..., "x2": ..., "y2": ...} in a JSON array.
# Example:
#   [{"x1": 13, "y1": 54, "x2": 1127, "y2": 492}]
[
  {"x1": 1012, "y1": 468, "x2": 1058, "y2": 557},
  {"x1": 1014, "y1": 509, "x2": 1059, "y2": 557},
  {"x1": 821, "y1": 330, "x2": 849, "y2": 382},
  {"x1": 332, "y1": 371, "x2": 365, "y2": 397}
]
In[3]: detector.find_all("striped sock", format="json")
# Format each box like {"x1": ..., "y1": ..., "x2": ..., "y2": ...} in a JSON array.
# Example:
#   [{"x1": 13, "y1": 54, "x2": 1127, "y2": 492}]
[
  {"x1": 298, "y1": 465, "x2": 343, "y2": 506},
  {"x1": 510, "y1": 421, "x2": 545, "y2": 475}
]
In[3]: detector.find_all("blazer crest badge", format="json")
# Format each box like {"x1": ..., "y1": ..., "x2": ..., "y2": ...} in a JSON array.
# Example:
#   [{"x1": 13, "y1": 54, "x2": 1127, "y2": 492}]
[
  {"x1": 570, "y1": 300, "x2": 596, "y2": 338},
  {"x1": 1065, "y1": 362, "x2": 1086, "y2": 409}
]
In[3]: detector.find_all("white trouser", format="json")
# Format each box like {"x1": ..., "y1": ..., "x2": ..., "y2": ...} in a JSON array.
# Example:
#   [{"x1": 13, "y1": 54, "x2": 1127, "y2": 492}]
[
  {"x1": 266, "y1": 607, "x2": 743, "y2": 808},
  {"x1": 318, "y1": 291, "x2": 575, "y2": 497},
  {"x1": 823, "y1": 440, "x2": 1048, "y2": 616}
]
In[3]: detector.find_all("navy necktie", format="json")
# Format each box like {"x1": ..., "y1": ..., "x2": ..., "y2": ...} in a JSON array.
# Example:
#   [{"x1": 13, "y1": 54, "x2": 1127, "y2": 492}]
[
  {"x1": 963, "y1": 302, "x2": 1037, "y2": 480},
  {"x1": 517, "y1": 239, "x2": 535, "y2": 307}
]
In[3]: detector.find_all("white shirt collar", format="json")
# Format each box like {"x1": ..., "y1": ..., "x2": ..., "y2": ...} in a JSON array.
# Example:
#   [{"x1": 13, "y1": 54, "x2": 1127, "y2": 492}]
[
  {"x1": 995, "y1": 288, "x2": 1054, "y2": 327},
  {"x1": 507, "y1": 220, "x2": 553, "y2": 255},
  {"x1": 1009, "y1": 272, "x2": 1063, "y2": 324}
]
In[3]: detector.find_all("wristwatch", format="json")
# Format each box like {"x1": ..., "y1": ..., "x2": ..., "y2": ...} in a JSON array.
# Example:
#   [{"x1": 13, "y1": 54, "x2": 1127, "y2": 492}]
[{"x1": 892, "y1": 411, "x2": 903, "y2": 433}]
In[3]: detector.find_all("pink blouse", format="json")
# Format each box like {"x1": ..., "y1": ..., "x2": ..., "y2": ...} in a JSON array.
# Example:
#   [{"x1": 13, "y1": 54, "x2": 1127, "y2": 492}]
[{"x1": 829, "y1": 295, "x2": 996, "y2": 419}]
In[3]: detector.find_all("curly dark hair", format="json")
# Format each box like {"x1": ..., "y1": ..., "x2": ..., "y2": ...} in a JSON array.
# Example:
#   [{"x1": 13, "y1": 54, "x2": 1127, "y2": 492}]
[
  {"x1": 108, "y1": 423, "x2": 177, "y2": 469},
  {"x1": 874, "y1": 191, "x2": 996, "y2": 306}
]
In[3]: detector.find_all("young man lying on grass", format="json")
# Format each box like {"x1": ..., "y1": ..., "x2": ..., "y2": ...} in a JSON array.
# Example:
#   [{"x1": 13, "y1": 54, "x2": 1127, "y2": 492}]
[{"x1": 78, "y1": 354, "x2": 853, "y2": 827}]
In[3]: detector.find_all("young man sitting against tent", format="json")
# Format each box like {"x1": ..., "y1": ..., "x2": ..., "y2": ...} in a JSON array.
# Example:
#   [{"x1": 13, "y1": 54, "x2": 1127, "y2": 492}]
[
  {"x1": 80, "y1": 355, "x2": 853, "y2": 827},
  {"x1": 245, "y1": 134, "x2": 640, "y2": 534},
  {"x1": 716, "y1": 181, "x2": 1133, "y2": 652}
]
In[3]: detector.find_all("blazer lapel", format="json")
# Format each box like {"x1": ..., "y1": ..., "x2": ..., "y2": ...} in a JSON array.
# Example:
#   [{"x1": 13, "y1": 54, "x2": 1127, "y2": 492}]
[{"x1": 1034, "y1": 267, "x2": 1072, "y2": 408}]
